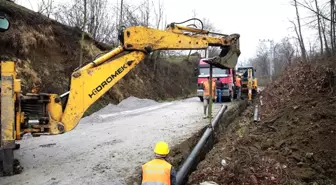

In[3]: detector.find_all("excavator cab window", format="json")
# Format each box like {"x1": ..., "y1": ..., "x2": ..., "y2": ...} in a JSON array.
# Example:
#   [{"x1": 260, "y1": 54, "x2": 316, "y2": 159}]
[{"x1": 0, "y1": 12, "x2": 10, "y2": 32}]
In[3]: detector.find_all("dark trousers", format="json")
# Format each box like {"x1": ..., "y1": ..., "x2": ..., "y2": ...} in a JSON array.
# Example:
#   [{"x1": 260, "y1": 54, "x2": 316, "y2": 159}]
[{"x1": 216, "y1": 88, "x2": 222, "y2": 102}]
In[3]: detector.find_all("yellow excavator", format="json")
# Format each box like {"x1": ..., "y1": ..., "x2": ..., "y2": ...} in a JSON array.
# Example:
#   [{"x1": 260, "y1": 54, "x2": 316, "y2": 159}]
[{"x1": 0, "y1": 12, "x2": 240, "y2": 175}]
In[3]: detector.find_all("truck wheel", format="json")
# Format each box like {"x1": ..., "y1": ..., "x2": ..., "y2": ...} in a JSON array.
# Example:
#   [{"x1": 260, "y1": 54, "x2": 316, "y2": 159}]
[{"x1": 199, "y1": 97, "x2": 203, "y2": 102}]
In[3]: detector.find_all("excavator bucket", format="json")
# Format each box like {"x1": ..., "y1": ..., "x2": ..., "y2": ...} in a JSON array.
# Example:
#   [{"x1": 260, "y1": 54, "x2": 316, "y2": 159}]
[
  {"x1": 218, "y1": 45, "x2": 240, "y2": 69},
  {"x1": 204, "y1": 34, "x2": 241, "y2": 69}
]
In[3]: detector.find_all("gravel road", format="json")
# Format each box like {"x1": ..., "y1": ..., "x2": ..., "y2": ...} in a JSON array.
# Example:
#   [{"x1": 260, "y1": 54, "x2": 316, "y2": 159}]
[{"x1": 1, "y1": 97, "x2": 230, "y2": 185}]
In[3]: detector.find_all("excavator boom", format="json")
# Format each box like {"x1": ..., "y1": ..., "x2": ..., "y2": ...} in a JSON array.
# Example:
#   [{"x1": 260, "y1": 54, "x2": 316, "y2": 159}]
[
  {"x1": 55, "y1": 23, "x2": 240, "y2": 134},
  {"x1": 3, "y1": 20, "x2": 241, "y2": 136},
  {"x1": 1, "y1": 17, "x2": 240, "y2": 175}
]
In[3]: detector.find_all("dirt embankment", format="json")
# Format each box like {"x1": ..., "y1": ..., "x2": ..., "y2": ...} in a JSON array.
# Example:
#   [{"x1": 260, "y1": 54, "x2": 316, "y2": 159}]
[
  {"x1": 0, "y1": 1, "x2": 199, "y2": 114},
  {"x1": 188, "y1": 59, "x2": 336, "y2": 185}
]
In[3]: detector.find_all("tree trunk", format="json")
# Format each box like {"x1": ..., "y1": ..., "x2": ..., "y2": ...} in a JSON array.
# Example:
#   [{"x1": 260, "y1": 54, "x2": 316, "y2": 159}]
[
  {"x1": 334, "y1": 3, "x2": 336, "y2": 53},
  {"x1": 315, "y1": 0, "x2": 324, "y2": 55},
  {"x1": 322, "y1": 18, "x2": 331, "y2": 55},
  {"x1": 294, "y1": 0, "x2": 307, "y2": 61},
  {"x1": 331, "y1": 0, "x2": 335, "y2": 53},
  {"x1": 79, "y1": 0, "x2": 87, "y2": 66}
]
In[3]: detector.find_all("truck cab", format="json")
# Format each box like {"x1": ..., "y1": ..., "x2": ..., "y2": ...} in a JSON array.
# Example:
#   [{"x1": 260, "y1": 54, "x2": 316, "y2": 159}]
[{"x1": 196, "y1": 59, "x2": 236, "y2": 102}]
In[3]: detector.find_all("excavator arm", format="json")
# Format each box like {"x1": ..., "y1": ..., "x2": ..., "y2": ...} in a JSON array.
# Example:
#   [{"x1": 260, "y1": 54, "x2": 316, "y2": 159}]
[
  {"x1": 0, "y1": 17, "x2": 240, "y2": 175},
  {"x1": 3, "y1": 19, "x2": 240, "y2": 138}
]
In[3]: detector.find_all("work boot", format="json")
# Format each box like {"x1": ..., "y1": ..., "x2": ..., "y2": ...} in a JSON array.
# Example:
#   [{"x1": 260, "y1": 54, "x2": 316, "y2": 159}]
[{"x1": 14, "y1": 143, "x2": 20, "y2": 150}]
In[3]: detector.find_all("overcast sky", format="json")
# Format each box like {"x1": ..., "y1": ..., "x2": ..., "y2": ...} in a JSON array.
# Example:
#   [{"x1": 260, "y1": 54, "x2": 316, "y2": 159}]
[{"x1": 16, "y1": 0, "x2": 318, "y2": 64}]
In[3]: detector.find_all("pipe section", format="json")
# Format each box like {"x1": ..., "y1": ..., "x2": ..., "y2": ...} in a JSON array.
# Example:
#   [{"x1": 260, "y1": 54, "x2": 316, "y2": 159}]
[
  {"x1": 253, "y1": 105, "x2": 258, "y2": 122},
  {"x1": 176, "y1": 104, "x2": 228, "y2": 185}
]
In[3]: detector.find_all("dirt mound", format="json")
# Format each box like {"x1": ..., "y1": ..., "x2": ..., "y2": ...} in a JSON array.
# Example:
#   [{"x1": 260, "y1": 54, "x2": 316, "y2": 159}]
[
  {"x1": 261, "y1": 61, "x2": 335, "y2": 119},
  {"x1": 188, "y1": 60, "x2": 336, "y2": 185}
]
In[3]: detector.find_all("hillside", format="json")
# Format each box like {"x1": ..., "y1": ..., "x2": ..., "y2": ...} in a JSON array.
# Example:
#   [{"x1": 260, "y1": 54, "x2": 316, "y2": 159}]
[
  {"x1": 0, "y1": 1, "x2": 199, "y2": 114},
  {"x1": 188, "y1": 58, "x2": 336, "y2": 184}
]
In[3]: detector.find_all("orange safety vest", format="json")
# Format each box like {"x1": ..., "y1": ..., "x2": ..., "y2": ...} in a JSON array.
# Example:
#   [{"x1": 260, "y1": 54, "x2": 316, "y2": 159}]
[
  {"x1": 202, "y1": 80, "x2": 216, "y2": 97},
  {"x1": 235, "y1": 77, "x2": 241, "y2": 87},
  {"x1": 141, "y1": 159, "x2": 172, "y2": 185}
]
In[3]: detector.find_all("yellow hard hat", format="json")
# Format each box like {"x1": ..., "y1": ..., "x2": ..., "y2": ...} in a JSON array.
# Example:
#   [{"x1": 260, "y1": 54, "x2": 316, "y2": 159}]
[{"x1": 154, "y1": 141, "x2": 169, "y2": 155}]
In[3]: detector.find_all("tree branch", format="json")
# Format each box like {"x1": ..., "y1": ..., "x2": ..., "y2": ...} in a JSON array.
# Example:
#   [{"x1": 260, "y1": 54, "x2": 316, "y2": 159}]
[{"x1": 296, "y1": 0, "x2": 336, "y2": 23}]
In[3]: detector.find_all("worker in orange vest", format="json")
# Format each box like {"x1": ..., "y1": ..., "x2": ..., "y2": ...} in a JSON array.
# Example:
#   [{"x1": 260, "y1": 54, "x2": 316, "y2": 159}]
[
  {"x1": 202, "y1": 76, "x2": 216, "y2": 119},
  {"x1": 141, "y1": 141, "x2": 177, "y2": 185},
  {"x1": 235, "y1": 74, "x2": 242, "y2": 99}
]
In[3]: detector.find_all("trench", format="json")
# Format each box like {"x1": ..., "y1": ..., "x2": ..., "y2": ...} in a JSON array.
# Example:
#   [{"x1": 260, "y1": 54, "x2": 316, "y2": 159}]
[
  {"x1": 175, "y1": 100, "x2": 248, "y2": 185},
  {"x1": 127, "y1": 100, "x2": 248, "y2": 185}
]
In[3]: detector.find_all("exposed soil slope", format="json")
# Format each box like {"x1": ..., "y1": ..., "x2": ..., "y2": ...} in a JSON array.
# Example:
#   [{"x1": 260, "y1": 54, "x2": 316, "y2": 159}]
[
  {"x1": 188, "y1": 60, "x2": 336, "y2": 185},
  {"x1": 0, "y1": 1, "x2": 199, "y2": 114}
]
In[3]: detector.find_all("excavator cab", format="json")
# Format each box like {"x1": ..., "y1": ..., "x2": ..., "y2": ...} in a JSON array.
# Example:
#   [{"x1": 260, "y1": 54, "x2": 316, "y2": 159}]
[{"x1": 0, "y1": 12, "x2": 10, "y2": 32}]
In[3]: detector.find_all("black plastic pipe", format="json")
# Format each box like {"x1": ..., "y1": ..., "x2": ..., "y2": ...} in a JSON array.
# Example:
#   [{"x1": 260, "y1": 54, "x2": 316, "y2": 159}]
[{"x1": 176, "y1": 104, "x2": 228, "y2": 185}]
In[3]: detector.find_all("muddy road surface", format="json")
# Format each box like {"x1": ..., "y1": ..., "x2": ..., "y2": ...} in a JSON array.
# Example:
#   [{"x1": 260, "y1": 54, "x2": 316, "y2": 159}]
[{"x1": 1, "y1": 97, "x2": 233, "y2": 185}]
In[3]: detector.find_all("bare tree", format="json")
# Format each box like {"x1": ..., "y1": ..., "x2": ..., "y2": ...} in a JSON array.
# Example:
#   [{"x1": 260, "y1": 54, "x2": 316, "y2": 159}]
[
  {"x1": 249, "y1": 38, "x2": 295, "y2": 80},
  {"x1": 207, "y1": 47, "x2": 221, "y2": 58},
  {"x1": 54, "y1": 0, "x2": 84, "y2": 29},
  {"x1": 295, "y1": 0, "x2": 336, "y2": 55},
  {"x1": 152, "y1": 0, "x2": 164, "y2": 29},
  {"x1": 37, "y1": 0, "x2": 54, "y2": 18},
  {"x1": 79, "y1": 0, "x2": 87, "y2": 66},
  {"x1": 122, "y1": 4, "x2": 143, "y2": 27},
  {"x1": 315, "y1": 0, "x2": 324, "y2": 55},
  {"x1": 275, "y1": 38, "x2": 295, "y2": 66},
  {"x1": 331, "y1": 0, "x2": 335, "y2": 52},
  {"x1": 292, "y1": 0, "x2": 307, "y2": 61},
  {"x1": 53, "y1": 0, "x2": 116, "y2": 44},
  {"x1": 321, "y1": 16, "x2": 331, "y2": 55},
  {"x1": 151, "y1": 0, "x2": 164, "y2": 73},
  {"x1": 138, "y1": 0, "x2": 150, "y2": 27}
]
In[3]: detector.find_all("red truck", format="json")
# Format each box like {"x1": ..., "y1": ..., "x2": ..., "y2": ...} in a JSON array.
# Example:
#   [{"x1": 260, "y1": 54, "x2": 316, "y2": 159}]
[{"x1": 196, "y1": 59, "x2": 237, "y2": 102}]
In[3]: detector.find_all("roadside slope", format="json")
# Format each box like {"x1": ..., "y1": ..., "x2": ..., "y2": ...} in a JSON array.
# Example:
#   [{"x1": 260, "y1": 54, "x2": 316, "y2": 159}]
[{"x1": 188, "y1": 60, "x2": 336, "y2": 184}]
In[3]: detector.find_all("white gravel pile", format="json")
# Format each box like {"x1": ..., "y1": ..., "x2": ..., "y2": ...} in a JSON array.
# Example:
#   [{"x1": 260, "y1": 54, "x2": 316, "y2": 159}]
[
  {"x1": 95, "y1": 104, "x2": 123, "y2": 115},
  {"x1": 81, "y1": 96, "x2": 160, "y2": 123},
  {"x1": 117, "y1": 96, "x2": 159, "y2": 110}
]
